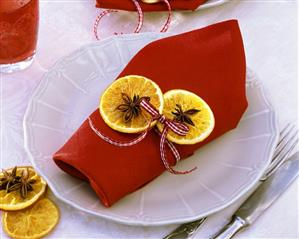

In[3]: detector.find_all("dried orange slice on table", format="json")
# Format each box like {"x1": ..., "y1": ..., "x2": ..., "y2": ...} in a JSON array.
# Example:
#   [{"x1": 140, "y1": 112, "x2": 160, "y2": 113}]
[
  {"x1": 0, "y1": 166, "x2": 47, "y2": 211},
  {"x1": 157, "y1": 89, "x2": 215, "y2": 145},
  {"x1": 100, "y1": 75, "x2": 164, "y2": 133},
  {"x1": 2, "y1": 197, "x2": 59, "y2": 239}
]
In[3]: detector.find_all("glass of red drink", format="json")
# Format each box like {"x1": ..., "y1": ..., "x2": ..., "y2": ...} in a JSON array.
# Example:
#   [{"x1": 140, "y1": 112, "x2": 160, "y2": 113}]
[{"x1": 0, "y1": 0, "x2": 39, "y2": 73}]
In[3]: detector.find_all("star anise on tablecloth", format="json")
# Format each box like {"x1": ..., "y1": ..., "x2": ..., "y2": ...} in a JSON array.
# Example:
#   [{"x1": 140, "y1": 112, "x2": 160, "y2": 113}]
[
  {"x1": 7, "y1": 169, "x2": 36, "y2": 199},
  {"x1": 116, "y1": 93, "x2": 150, "y2": 122},
  {"x1": 172, "y1": 104, "x2": 200, "y2": 126},
  {"x1": 0, "y1": 166, "x2": 20, "y2": 192}
]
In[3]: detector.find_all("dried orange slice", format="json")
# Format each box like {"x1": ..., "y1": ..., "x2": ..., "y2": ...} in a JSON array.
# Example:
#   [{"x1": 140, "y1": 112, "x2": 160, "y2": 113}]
[
  {"x1": 2, "y1": 197, "x2": 59, "y2": 239},
  {"x1": 0, "y1": 166, "x2": 47, "y2": 211},
  {"x1": 157, "y1": 89, "x2": 215, "y2": 145},
  {"x1": 100, "y1": 75, "x2": 164, "y2": 133}
]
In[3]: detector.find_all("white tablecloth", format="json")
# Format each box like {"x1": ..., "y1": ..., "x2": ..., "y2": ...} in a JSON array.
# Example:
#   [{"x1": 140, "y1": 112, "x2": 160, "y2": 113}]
[{"x1": 0, "y1": 0, "x2": 298, "y2": 238}]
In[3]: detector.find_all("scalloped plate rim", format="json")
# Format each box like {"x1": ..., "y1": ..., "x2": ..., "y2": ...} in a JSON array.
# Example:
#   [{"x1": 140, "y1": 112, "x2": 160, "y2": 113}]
[{"x1": 198, "y1": 0, "x2": 229, "y2": 10}]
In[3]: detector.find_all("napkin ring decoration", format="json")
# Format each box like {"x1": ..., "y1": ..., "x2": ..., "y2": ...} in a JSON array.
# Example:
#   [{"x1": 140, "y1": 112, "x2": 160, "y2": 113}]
[
  {"x1": 89, "y1": 98, "x2": 196, "y2": 175},
  {"x1": 88, "y1": 75, "x2": 215, "y2": 175},
  {"x1": 94, "y1": 0, "x2": 172, "y2": 40}
]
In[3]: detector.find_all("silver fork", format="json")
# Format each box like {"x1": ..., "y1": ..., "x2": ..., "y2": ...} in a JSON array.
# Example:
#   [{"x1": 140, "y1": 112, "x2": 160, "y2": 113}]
[{"x1": 163, "y1": 123, "x2": 298, "y2": 239}]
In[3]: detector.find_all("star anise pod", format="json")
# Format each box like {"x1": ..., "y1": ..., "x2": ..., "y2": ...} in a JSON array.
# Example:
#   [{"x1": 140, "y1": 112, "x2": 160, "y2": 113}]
[
  {"x1": 116, "y1": 93, "x2": 150, "y2": 122},
  {"x1": 7, "y1": 169, "x2": 36, "y2": 199},
  {"x1": 0, "y1": 166, "x2": 20, "y2": 192},
  {"x1": 172, "y1": 104, "x2": 200, "y2": 126}
]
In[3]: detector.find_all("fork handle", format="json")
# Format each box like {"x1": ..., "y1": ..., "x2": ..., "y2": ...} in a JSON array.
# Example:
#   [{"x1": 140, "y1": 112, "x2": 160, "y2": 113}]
[
  {"x1": 213, "y1": 216, "x2": 247, "y2": 239},
  {"x1": 163, "y1": 218, "x2": 206, "y2": 239}
]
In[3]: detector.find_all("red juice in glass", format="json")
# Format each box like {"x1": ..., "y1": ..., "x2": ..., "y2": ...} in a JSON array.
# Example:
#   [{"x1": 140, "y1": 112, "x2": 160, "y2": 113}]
[{"x1": 0, "y1": 0, "x2": 39, "y2": 73}]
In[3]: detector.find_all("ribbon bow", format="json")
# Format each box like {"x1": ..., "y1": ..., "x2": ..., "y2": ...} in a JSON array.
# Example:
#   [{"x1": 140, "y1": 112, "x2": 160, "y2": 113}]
[
  {"x1": 88, "y1": 98, "x2": 197, "y2": 174},
  {"x1": 140, "y1": 99, "x2": 197, "y2": 174}
]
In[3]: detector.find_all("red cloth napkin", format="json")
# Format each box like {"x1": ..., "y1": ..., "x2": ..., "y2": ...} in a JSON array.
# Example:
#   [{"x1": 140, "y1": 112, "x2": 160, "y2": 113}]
[
  {"x1": 96, "y1": 0, "x2": 208, "y2": 11},
  {"x1": 53, "y1": 20, "x2": 247, "y2": 207}
]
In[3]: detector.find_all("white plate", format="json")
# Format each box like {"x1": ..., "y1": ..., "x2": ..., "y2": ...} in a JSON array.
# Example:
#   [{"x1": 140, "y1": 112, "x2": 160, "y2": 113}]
[
  {"x1": 198, "y1": 0, "x2": 229, "y2": 10},
  {"x1": 24, "y1": 32, "x2": 279, "y2": 226}
]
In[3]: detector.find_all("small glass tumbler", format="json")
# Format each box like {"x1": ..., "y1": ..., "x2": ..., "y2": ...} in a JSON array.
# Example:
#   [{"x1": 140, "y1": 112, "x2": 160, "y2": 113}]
[{"x1": 0, "y1": 0, "x2": 39, "y2": 73}]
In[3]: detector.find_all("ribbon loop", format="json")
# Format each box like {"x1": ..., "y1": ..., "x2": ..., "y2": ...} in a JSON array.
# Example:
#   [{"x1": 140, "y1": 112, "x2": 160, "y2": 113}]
[{"x1": 160, "y1": 127, "x2": 197, "y2": 175}]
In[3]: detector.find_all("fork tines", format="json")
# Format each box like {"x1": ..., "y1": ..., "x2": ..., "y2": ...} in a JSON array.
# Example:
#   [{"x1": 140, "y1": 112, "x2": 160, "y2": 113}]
[{"x1": 263, "y1": 123, "x2": 298, "y2": 179}]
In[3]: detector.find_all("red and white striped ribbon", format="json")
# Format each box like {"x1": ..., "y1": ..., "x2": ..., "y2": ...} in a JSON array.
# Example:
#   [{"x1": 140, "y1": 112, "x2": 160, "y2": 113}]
[
  {"x1": 140, "y1": 99, "x2": 197, "y2": 174},
  {"x1": 139, "y1": 100, "x2": 189, "y2": 136},
  {"x1": 159, "y1": 0, "x2": 172, "y2": 33},
  {"x1": 88, "y1": 117, "x2": 150, "y2": 146},
  {"x1": 94, "y1": 0, "x2": 172, "y2": 41},
  {"x1": 89, "y1": 98, "x2": 197, "y2": 174}
]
